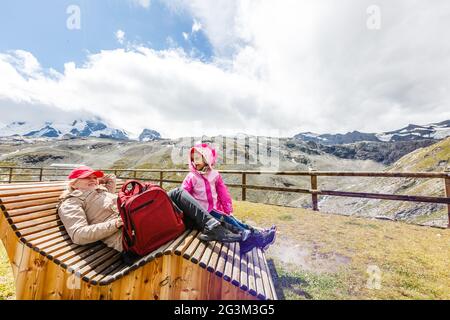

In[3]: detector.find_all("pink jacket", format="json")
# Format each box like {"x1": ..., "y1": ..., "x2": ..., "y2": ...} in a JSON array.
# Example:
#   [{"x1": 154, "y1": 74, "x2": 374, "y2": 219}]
[{"x1": 182, "y1": 143, "x2": 233, "y2": 215}]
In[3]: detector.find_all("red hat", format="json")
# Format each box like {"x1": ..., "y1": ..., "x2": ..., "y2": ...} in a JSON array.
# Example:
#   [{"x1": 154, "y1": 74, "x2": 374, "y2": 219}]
[{"x1": 68, "y1": 166, "x2": 104, "y2": 180}]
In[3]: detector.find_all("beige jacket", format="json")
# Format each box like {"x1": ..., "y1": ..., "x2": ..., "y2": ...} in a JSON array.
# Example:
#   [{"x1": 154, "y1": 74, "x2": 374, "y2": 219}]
[{"x1": 57, "y1": 175, "x2": 123, "y2": 252}]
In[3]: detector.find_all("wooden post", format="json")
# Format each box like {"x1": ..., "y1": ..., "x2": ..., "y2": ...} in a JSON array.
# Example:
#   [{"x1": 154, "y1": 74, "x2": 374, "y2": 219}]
[
  {"x1": 310, "y1": 168, "x2": 319, "y2": 211},
  {"x1": 222, "y1": 136, "x2": 227, "y2": 165},
  {"x1": 8, "y1": 167, "x2": 13, "y2": 183},
  {"x1": 39, "y1": 168, "x2": 43, "y2": 181},
  {"x1": 133, "y1": 170, "x2": 137, "y2": 179},
  {"x1": 160, "y1": 171, "x2": 164, "y2": 188},
  {"x1": 445, "y1": 167, "x2": 450, "y2": 228},
  {"x1": 242, "y1": 172, "x2": 247, "y2": 201}
]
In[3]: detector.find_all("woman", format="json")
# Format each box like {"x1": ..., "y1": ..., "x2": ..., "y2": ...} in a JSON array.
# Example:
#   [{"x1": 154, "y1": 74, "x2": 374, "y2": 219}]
[{"x1": 57, "y1": 166, "x2": 244, "y2": 255}]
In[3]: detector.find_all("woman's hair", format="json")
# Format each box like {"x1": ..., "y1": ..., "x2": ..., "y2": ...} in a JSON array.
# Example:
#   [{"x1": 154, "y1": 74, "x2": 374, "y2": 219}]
[{"x1": 59, "y1": 179, "x2": 78, "y2": 200}]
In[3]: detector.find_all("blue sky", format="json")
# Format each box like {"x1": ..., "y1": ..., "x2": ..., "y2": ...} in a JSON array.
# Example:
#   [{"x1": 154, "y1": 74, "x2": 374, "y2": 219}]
[{"x1": 0, "y1": 0, "x2": 213, "y2": 71}]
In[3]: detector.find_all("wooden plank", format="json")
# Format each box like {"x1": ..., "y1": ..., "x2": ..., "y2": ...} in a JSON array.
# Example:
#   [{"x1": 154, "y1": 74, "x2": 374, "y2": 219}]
[
  {"x1": 49, "y1": 243, "x2": 89, "y2": 262},
  {"x1": 21, "y1": 225, "x2": 66, "y2": 243},
  {"x1": 198, "y1": 241, "x2": 216, "y2": 269},
  {"x1": 215, "y1": 242, "x2": 229, "y2": 278},
  {"x1": 89, "y1": 257, "x2": 124, "y2": 285},
  {"x1": 261, "y1": 252, "x2": 277, "y2": 300},
  {"x1": 13, "y1": 214, "x2": 59, "y2": 230},
  {"x1": 319, "y1": 190, "x2": 450, "y2": 204},
  {"x1": 66, "y1": 246, "x2": 112, "y2": 273},
  {"x1": 190, "y1": 240, "x2": 207, "y2": 264},
  {"x1": 247, "y1": 249, "x2": 257, "y2": 296},
  {"x1": 34, "y1": 233, "x2": 71, "y2": 251},
  {"x1": 174, "y1": 229, "x2": 198, "y2": 256},
  {"x1": 239, "y1": 250, "x2": 249, "y2": 291},
  {"x1": 230, "y1": 242, "x2": 242, "y2": 287},
  {"x1": 77, "y1": 250, "x2": 119, "y2": 279},
  {"x1": 28, "y1": 230, "x2": 68, "y2": 247},
  {"x1": 16, "y1": 219, "x2": 62, "y2": 237},
  {"x1": 15, "y1": 219, "x2": 62, "y2": 237},
  {"x1": 0, "y1": 186, "x2": 66, "y2": 197},
  {"x1": 60, "y1": 243, "x2": 106, "y2": 269},
  {"x1": 182, "y1": 234, "x2": 202, "y2": 260},
  {"x1": 206, "y1": 242, "x2": 222, "y2": 273},
  {"x1": 163, "y1": 229, "x2": 190, "y2": 255},
  {"x1": 257, "y1": 248, "x2": 272, "y2": 300},
  {"x1": 2, "y1": 197, "x2": 59, "y2": 210},
  {"x1": 223, "y1": 243, "x2": 235, "y2": 282},
  {"x1": 7, "y1": 203, "x2": 58, "y2": 217},
  {"x1": 0, "y1": 191, "x2": 62, "y2": 205},
  {"x1": 8, "y1": 209, "x2": 57, "y2": 224},
  {"x1": 253, "y1": 249, "x2": 266, "y2": 300}
]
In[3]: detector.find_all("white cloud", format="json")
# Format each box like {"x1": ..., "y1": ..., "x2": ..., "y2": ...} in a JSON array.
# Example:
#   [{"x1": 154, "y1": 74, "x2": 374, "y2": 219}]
[
  {"x1": 162, "y1": 0, "x2": 450, "y2": 133},
  {"x1": 182, "y1": 32, "x2": 189, "y2": 41},
  {"x1": 192, "y1": 19, "x2": 202, "y2": 33},
  {"x1": 115, "y1": 30, "x2": 126, "y2": 45},
  {"x1": 130, "y1": 0, "x2": 150, "y2": 9},
  {"x1": 1, "y1": 0, "x2": 450, "y2": 139}
]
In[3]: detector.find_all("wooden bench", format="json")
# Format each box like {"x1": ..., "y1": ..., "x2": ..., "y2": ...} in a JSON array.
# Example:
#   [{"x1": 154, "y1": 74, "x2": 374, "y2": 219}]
[{"x1": 0, "y1": 181, "x2": 277, "y2": 300}]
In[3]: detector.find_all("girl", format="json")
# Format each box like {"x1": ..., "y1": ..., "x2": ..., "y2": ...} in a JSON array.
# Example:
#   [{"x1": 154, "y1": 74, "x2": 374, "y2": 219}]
[{"x1": 182, "y1": 143, "x2": 276, "y2": 254}]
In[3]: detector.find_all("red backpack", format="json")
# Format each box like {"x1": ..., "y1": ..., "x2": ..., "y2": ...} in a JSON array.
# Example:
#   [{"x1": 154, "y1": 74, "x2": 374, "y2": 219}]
[{"x1": 117, "y1": 180, "x2": 185, "y2": 256}]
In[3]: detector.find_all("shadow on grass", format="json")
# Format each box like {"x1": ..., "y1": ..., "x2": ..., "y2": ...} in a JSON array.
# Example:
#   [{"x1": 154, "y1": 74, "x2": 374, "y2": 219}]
[{"x1": 266, "y1": 259, "x2": 312, "y2": 300}]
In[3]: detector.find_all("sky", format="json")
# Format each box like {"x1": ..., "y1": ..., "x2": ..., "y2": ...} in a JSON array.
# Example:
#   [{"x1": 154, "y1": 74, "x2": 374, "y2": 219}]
[{"x1": 0, "y1": 0, "x2": 449, "y2": 139}]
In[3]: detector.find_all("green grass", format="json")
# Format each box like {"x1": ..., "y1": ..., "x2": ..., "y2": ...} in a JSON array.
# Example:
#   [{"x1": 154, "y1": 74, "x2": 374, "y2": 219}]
[
  {"x1": 0, "y1": 244, "x2": 14, "y2": 300},
  {"x1": 234, "y1": 201, "x2": 450, "y2": 300}
]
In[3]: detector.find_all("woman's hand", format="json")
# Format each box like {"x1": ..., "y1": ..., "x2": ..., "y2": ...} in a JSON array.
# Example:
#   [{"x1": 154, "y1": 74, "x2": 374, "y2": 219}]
[{"x1": 115, "y1": 217, "x2": 124, "y2": 229}]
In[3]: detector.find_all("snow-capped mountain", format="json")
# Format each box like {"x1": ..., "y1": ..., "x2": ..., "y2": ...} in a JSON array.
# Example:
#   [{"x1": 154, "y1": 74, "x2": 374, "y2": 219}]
[
  {"x1": 138, "y1": 129, "x2": 161, "y2": 142},
  {"x1": 0, "y1": 119, "x2": 130, "y2": 140},
  {"x1": 294, "y1": 120, "x2": 450, "y2": 145}
]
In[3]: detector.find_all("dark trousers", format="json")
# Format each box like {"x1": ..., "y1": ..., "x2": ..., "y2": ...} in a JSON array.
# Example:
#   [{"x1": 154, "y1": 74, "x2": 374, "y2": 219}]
[{"x1": 167, "y1": 187, "x2": 216, "y2": 230}]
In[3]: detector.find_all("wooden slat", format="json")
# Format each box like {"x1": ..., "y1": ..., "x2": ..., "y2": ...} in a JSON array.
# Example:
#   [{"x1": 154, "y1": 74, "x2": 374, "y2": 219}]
[
  {"x1": 13, "y1": 214, "x2": 59, "y2": 230},
  {"x1": 60, "y1": 243, "x2": 106, "y2": 269},
  {"x1": 182, "y1": 234, "x2": 202, "y2": 260},
  {"x1": 38, "y1": 239, "x2": 74, "y2": 255},
  {"x1": 6, "y1": 203, "x2": 58, "y2": 217},
  {"x1": 97, "y1": 263, "x2": 128, "y2": 286},
  {"x1": 174, "y1": 229, "x2": 198, "y2": 256},
  {"x1": 163, "y1": 230, "x2": 190, "y2": 255},
  {"x1": 34, "y1": 234, "x2": 71, "y2": 251},
  {"x1": 223, "y1": 243, "x2": 236, "y2": 282},
  {"x1": 253, "y1": 249, "x2": 266, "y2": 300},
  {"x1": 16, "y1": 219, "x2": 62, "y2": 237},
  {"x1": 215, "y1": 243, "x2": 229, "y2": 278},
  {"x1": 206, "y1": 242, "x2": 222, "y2": 273},
  {"x1": 66, "y1": 246, "x2": 112, "y2": 273},
  {"x1": 76, "y1": 249, "x2": 118, "y2": 278},
  {"x1": 8, "y1": 209, "x2": 57, "y2": 224},
  {"x1": 90, "y1": 259, "x2": 126, "y2": 285},
  {"x1": 0, "y1": 191, "x2": 62, "y2": 205},
  {"x1": 28, "y1": 230, "x2": 68, "y2": 247},
  {"x1": 199, "y1": 241, "x2": 216, "y2": 269},
  {"x1": 0, "y1": 186, "x2": 66, "y2": 197},
  {"x1": 51, "y1": 243, "x2": 97, "y2": 263},
  {"x1": 239, "y1": 250, "x2": 249, "y2": 291},
  {"x1": 231, "y1": 242, "x2": 242, "y2": 287},
  {"x1": 190, "y1": 240, "x2": 207, "y2": 264},
  {"x1": 247, "y1": 249, "x2": 257, "y2": 296},
  {"x1": 257, "y1": 248, "x2": 271, "y2": 300},
  {"x1": 20, "y1": 225, "x2": 66, "y2": 243},
  {"x1": 261, "y1": 252, "x2": 277, "y2": 300},
  {"x1": 82, "y1": 253, "x2": 122, "y2": 283},
  {"x1": 2, "y1": 197, "x2": 59, "y2": 210}
]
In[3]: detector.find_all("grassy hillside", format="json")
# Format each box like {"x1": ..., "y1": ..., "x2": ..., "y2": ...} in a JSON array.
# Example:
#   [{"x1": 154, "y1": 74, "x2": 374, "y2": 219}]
[
  {"x1": 320, "y1": 137, "x2": 450, "y2": 227},
  {"x1": 1, "y1": 201, "x2": 449, "y2": 300}
]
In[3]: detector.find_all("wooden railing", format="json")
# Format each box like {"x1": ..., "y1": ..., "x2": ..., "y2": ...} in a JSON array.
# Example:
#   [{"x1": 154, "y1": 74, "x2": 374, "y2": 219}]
[{"x1": 0, "y1": 166, "x2": 449, "y2": 227}]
